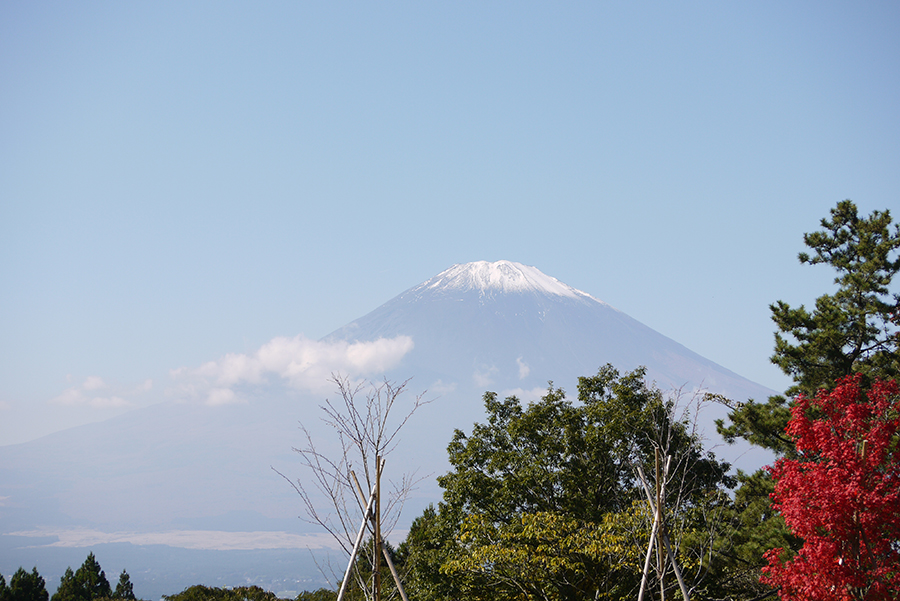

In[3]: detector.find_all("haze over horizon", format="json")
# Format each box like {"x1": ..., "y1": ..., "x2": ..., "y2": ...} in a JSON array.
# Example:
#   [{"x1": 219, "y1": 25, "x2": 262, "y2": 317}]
[{"x1": 3, "y1": 2, "x2": 900, "y2": 445}]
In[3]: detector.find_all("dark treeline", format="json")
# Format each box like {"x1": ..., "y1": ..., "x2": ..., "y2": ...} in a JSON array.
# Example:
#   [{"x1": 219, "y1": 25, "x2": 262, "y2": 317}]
[
  {"x1": 0, "y1": 554, "x2": 336, "y2": 601},
  {"x1": 0, "y1": 553, "x2": 134, "y2": 601}
]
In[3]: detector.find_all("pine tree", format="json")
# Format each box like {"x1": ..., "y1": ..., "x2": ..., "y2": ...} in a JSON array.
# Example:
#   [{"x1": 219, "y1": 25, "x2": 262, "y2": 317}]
[
  {"x1": 772, "y1": 199, "x2": 900, "y2": 397},
  {"x1": 9, "y1": 568, "x2": 48, "y2": 601},
  {"x1": 51, "y1": 554, "x2": 112, "y2": 601},
  {"x1": 75, "y1": 554, "x2": 110, "y2": 601},
  {"x1": 112, "y1": 572, "x2": 134, "y2": 601},
  {"x1": 51, "y1": 569, "x2": 78, "y2": 601},
  {"x1": 719, "y1": 200, "x2": 900, "y2": 453}
]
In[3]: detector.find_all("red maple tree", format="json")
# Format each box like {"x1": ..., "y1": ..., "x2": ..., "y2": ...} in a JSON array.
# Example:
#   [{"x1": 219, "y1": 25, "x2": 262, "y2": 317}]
[{"x1": 761, "y1": 375, "x2": 900, "y2": 600}]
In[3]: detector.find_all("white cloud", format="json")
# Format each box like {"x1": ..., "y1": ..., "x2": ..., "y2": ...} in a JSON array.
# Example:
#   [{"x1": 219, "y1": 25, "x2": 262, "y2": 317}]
[
  {"x1": 51, "y1": 377, "x2": 151, "y2": 409},
  {"x1": 427, "y1": 379, "x2": 457, "y2": 396},
  {"x1": 171, "y1": 334, "x2": 415, "y2": 405},
  {"x1": 206, "y1": 388, "x2": 242, "y2": 406},
  {"x1": 473, "y1": 365, "x2": 498, "y2": 388},
  {"x1": 516, "y1": 357, "x2": 530, "y2": 379},
  {"x1": 500, "y1": 386, "x2": 548, "y2": 403},
  {"x1": 82, "y1": 376, "x2": 107, "y2": 391},
  {"x1": 87, "y1": 396, "x2": 128, "y2": 408}
]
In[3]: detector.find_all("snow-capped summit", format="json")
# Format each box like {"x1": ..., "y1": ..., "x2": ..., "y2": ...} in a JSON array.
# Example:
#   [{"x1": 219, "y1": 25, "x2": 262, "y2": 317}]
[{"x1": 413, "y1": 260, "x2": 599, "y2": 301}]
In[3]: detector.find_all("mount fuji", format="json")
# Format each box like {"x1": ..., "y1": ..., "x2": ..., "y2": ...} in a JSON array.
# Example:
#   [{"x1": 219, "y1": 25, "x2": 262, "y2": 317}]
[
  {"x1": 324, "y1": 260, "x2": 774, "y2": 479},
  {"x1": 328, "y1": 260, "x2": 769, "y2": 402},
  {"x1": 0, "y1": 261, "x2": 776, "y2": 598}
]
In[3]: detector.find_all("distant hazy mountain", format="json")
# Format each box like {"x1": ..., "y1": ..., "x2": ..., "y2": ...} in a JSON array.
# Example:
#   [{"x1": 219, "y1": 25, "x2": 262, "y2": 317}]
[{"x1": 0, "y1": 260, "x2": 776, "y2": 599}]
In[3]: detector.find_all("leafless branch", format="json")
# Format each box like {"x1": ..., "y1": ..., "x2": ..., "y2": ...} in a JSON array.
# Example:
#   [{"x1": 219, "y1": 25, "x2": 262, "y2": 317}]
[{"x1": 277, "y1": 374, "x2": 429, "y2": 598}]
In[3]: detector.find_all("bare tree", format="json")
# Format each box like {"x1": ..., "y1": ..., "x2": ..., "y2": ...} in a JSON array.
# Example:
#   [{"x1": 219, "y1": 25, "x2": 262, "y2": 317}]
[
  {"x1": 621, "y1": 385, "x2": 737, "y2": 601},
  {"x1": 276, "y1": 374, "x2": 427, "y2": 599}
]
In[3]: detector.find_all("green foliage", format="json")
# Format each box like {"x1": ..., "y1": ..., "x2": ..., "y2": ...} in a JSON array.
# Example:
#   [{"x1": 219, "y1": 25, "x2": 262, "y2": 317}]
[
  {"x1": 402, "y1": 366, "x2": 738, "y2": 601},
  {"x1": 719, "y1": 201, "x2": 900, "y2": 457},
  {"x1": 395, "y1": 505, "x2": 460, "y2": 601},
  {"x1": 9, "y1": 568, "x2": 48, "y2": 601},
  {"x1": 438, "y1": 366, "x2": 732, "y2": 524},
  {"x1": 728, "y1": 470, "x2": 799, "y2": 567},
  {"x1": 701, "y1": 469, "x2": 802, "y2": 598},
  {"x1": 163, "y1": 585, "x2": 286, "y2": 601},
  {"x1": 112, "y1": 572, "x2": 134, "y2": 601},
  {"x1": 52, "y1": 554, "x2": 111, "y2": 601},
  {"x1": 772, "y1": 199, "x2": 899, "y2": 398},
  {"x1": 51, "y1": 570, "x2": 77, "y2": 601},
  {"x1": 294, "y1": 590, "x2": 336, "y2": 601},
  {"x1": 76, "y1": 555, "x2": 109, "y2": 601},
  {"x1": 441, "y1": 507, "x2": 649, "y2": 601},
  {"x1": 1, "y1": 573, "x2": 8, "y2": 601},
  {"x1": 716, "y1": 394, "x2": 796, "y2": 457}
]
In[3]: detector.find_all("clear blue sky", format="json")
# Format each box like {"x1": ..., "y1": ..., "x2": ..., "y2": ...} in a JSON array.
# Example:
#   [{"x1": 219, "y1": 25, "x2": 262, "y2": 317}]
[{"x1": 2, "y1": 1, "x2": 898, "y2": 444}]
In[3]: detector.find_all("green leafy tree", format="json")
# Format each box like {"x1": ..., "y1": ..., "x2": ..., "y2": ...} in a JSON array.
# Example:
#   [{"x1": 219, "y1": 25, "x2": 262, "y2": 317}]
[
  {"x1": 401, "y1": 366, "x2": 737, "y2": 601},
  {"x1": 112, "y1": 572, "x2": 134, "y2": 601},
  {"x1": 295, "y1": 590, "x2": 336, "y2": 601},
  {"x1": 1, "y1": 573, "x2": 9, "y2": 601},
  {"x1": 438, "y1": 367, "x2": 731, "y2": 523},
  {"x1": 163, "y1": 585, "x2": 286, "y2": 601},
  {"x1": 395, "y1": 505, "x2": 458, "y2": 601},
  {"x1": 9, "y1": 568, "x2": 48, "y2": 601}
]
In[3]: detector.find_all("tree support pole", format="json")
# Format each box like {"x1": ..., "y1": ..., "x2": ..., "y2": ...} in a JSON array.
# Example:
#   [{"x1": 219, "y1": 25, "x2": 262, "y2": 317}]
[
  {"x1": 637, "y1": 509, "x2": 661, "y2": 601},
  {"x1": 636, "y1": 459, "x2": 691, "y2": 601},
  {"x1": 656, "y1": 450, "x2": 665, "y2": 601},
  {"x1": 374, "y1": 454, "x2": 381, "y2": 601},
  {"x1": 336, "y1": 482, "x2": 377, "y2": 601},
  {"x1": 350, "y1": 467, "x2": 410, "y2": 601}
]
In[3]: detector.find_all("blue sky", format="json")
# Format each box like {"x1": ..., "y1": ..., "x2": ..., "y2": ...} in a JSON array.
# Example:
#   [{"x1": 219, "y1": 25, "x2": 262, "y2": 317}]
[{"x1": 2, "y1": 1, "x2": 898, "y2": 445}]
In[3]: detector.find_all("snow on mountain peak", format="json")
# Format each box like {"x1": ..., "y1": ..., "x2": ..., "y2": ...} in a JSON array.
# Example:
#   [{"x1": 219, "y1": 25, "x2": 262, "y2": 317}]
[{"x1": 417, "y1": 260, "x2": 600, "y2": 301}]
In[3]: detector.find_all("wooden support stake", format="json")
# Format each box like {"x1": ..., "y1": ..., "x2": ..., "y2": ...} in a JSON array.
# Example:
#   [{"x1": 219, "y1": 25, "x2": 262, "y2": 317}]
[
  {"x1": 636, "y1": 459, "x2": 691, "y2": 601},
  {"x1": 374, "y1": 454, "x2": 381, "y2": 601},
  {"x1": 336, "y1": 482, "x2": 377, "y2": 601},
  {"x1": 637, "y1": 507, "x2": 660, "y2": 601},
  {"x1": 656, "y1": 450, "x2": 665, "y2": 601},
  {"x1": 350, "y1": 467, "x2": 410, "y2": 601}
]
